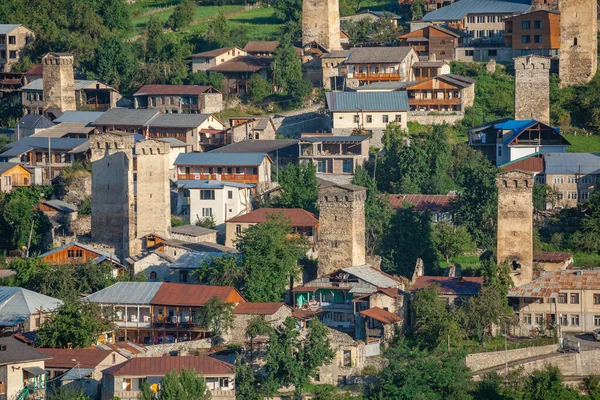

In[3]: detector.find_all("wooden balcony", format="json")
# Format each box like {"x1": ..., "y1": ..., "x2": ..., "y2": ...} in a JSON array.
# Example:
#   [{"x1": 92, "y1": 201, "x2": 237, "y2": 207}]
[
  {"x1": 177, "y1": 173, "x2": 259, "y2": 184},
  {"x1": 409, "y1": 98, "x2": 462, "y2": 106},
  {"x1": 352, "y1": 72, "x2": 402, "y2": 81}
]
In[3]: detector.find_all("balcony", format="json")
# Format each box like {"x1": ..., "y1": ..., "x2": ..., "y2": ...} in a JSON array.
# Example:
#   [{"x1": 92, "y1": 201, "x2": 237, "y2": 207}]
[
  {"x1": 409, "y1": 98, "x2": 462, "y2": 106},
  {"x1": 152, "y1": 321, "x2": 206, "y2": 331},
  {"x1": 177, "y1": 173, "x2": 259, "y2": 184},
  {"x1": 114, "y1": 320, "x2": 152, "y2": 329},
  {"x1": 352, "y1": 72, "x2": 402, "y2": 81}
]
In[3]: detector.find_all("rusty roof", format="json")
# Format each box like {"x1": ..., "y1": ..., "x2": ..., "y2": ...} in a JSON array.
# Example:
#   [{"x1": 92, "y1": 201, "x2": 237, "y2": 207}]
[
  {"x1": 388, "y1": 193, "x2": 456, "y2": 212},
  {"x1": 25, "y1": 64, "x2": 43, "y2": 76},
  {"x1": 243, "y1": 41, "x2": 279, "y2": 53},
  {"x1": 38, "y1": 348, "x2": 113, "y2": 369},
  {"x1": 500, "y1": 153, "x2": 544, "y2": 173},
  {"x1": 233, "y1": 302, "x2": 287, "y2": 315},
  {"x1": 410, "y1": 276, "x2": 483, "y2": 296},
  {"x1": 509, "y1": 270, "x2": 600, "y2": 298},
  {"x1": 226, "y1": 208, "x2": 318, "y2": 227},
  {"x1": 150, "y1": 283, "x2": 244, "y2": 307},
  {"x1": 104, "y1": 355, "x2": 234, "y2": 377},
  {"x1": 533, "y1": 252, "x2": 573, "y2": 263},
  {"x1": 208, "y1": 56, "x2": 272, "y2": 73},
  {"x1": 360, "y1": 307, "x2": 403, "y2": 324},
  {"x1": 133, "y1": 84, "x2": 220, "y2": 96}
]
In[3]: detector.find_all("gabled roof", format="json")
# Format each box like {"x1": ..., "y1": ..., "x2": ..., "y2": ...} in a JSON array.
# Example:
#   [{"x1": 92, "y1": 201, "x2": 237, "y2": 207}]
[
  {"x1": 145, "y1": 113, "x2": 211, "y2": 129},
  {"x1": 500, "y1": 153, "x2": 544, "y2": 173},
  {"x1": 233, "y1": 302, "x2": 287, "y2": 315},
  {"x1": 155, "y1": 137, "x2": 189, "y2": 148},
  {"x1": 0, "y1": 287, "x2": 63, "y2": 327},
  {"x1": 0, "y1": 337, "x2": 51, "y2": 366},
  {"x1": 209, "y1": 140, "x2": 299, "y2": 154},
  {"x1": 92, "y1": 108, "x2": 159, "y2": 126},
  {"x1": 495, "y1": 120, "x2": 569, "y2": 147},
  {"x1": 0, "y1": 163, "x2": 30, "y2": 175},
  {"x1": 104, "y1": 355, "x2": 234, "y2": 377},
  {"x1": 341, "y1": 266, "x2": 403, "y2": 288},
  {"x1": 354, "y1": 81, "x2": 411, "y2": 91},
  {"x1": 22, "y1": 79, "x2": 115, "y2": 92},
  {"x1": 508, "y1": 270, "x2": 600, "y2": 298},
  {"x1": 326, "y1": 91, "x2": 409, "y2": 112},
  {"x1": 134, "y1": 84, "x2": 221, "y2": 96},
  {"x1": 0, "y1": 24, "x2": 25, "y2": 35},
  {"x1": 404, "y1": 74, "x2": 475, "y2": 90},
  {"x1": 174, "y1": 152, "x2": 271, "y2": 167},
  {"x1": 39, "y1": 242, "x2": 119, "y2": 263},
  {"x1": 39, "y1": 348, "x2": 114, "y2": 369},
  {"x1": 243, "y1": 41, "x2": 280, "y2": 53},
  {"x1": 346, "y1": 46, "x2": 414, "y2": 64},
  {"x1": 423, "y1": 0, "x2": 531, "y2": 21},
  {"x1": 150, "y1": 283, "x2": 244, "y2": 306},
  {"x1": 190, "y1": 46, "x2": 243, "y2": 58},
  {"x1": 533, "y1": 252, "x2": 573, "y2": 263},
  {"x1": 207, "y1": 56, "x2": 272, "y2": 73},
  {"x1": 84, "y1": 282, "x2": 163, "y2": 305},
  {"x1": 388, "y1": 193, "x2": 456, "y2": 212},
  {"x1": 544, "y1": 153, "x2": 600, "y2": 175},
  {"x1": 42, "y1": 200, "x2": 78, "y2": 213},
  {"x1": 410, "y1": 276, "x2": 484, "y2": 296},
  {"x1": 53, "y1": 111, "x2": 105, "y2": 124},
  {"x1": 169, "y1": 248, "x2": 238, "y2": 270},
  {"x1": 171, "y1": 225, "x2": 217, "y2": 237},
  {"x1": 360, "y1": 307, "x2": 403, "y2": 324},
  {"x1": 1, "y1": 138, "x2": 89, "y2": 159},
  {"x1": 226, "y1": 208, "x2": 318, "y2": 227},
  {"x1": 17, "y1": 114, "x2": 54, "y2": 130}
]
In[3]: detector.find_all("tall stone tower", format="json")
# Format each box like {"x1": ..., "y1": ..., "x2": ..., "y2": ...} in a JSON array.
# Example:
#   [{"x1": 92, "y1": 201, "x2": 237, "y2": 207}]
[
  {"x1": 559, "y1": 0, "x2": 598, "y2": 87},
  {"x1": 496, "y1": 171, "x2": 534, "y2": 287},
  {"x1": 91, "y1": 133, "x2": 171, "y2": 261},
  {"x1": 91, "y1": 133, "x2": 136, "y2": 261},
  {"x1": 514, "y1": 55, "x2": 551, "y2": 124},
  {"x1": 317, "y1": 183, "x2": 366, "y2": 277},
  {"x1": 302, "y1": 0, "x2": 342, "y2": 52},
  {"x1": 42, "y1": 53, "x2": 76, "y2": 113},
  {"x1": 530, "y1": 0, "x2": 558, "y2": 10}
]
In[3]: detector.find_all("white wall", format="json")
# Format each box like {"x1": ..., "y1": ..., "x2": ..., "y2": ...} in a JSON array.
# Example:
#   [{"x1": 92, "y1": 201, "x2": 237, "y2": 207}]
[{"x1": 332, "y1": 111, "x2": 408, "y2": 131}]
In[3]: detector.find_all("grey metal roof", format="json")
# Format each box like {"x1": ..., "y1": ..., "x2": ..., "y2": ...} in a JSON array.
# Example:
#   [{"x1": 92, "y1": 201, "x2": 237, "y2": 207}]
[
  {"x1": 61, "y1": 367, "x2": 95, "y2": 381},
  {"x1": 0, "y1": 287, "x2": 63, "y2": 327},
  {"x1": 177, "y1": 180, "x2": 256, "y2": 189},
  {"x1": 209, "y1": 140, "x2": 299, "y2": 154},
  {"x1": 301, "y1": 136, "x2": 369, "y2": 143},
  {"x1": 174, "y1": 152, "x2": 269, "y2": 166},
  {"x1": 326, "y1": 91, "x2": 410, "y2": 112},
  {"x1": 21, "y1": 79, "x2": 102, "y2": 91},
  {"x1": 39, "y1": 242, "x2": 119, "y2": 263},
  {"x1": 4, "y1": 137, "x2": 88, "y2": 151},
  {"x1": 146, "y1": 114, "x2": 210, "y2": 129},
  {"x1": 163, "y1": 240, "x2": 238, "y2": 254},
  {"x1": 30, "y1": 122, "x2": 95, "y2": 138},
  {"x1": 84, "y1": 282, "x2": 163, "y2": 305},
  {"x1": 170, "y1": 251, "x2": 238, "y2": 270},
  {"x1": 17, "y1": 115, "x2": 54, "y2": 130},
  {"x1": 0, "y1": 337, "x2": 52, "y2": 366},
  {"x1": 544, "y1": 153, "x2": 600, "y2": 175},
  {"x1": 346, "y1": 46, "x2": 414, "y2": 64},
  {"x1": 0, "y1": 24, "x2": 23, "y2": 34},
  {"x1": 321, "y1": 50, "x2": 352, "y2": 59},
  {"x1": 156, "y1": 137, "x2": 190, "y2": 148},
  {"x1": 354, "y1": 81, "x2": 412, "y2": 91},
  {"x1": 0, "y1": 163, "x2": 29, "y2": 174},
  {"x1": 53, "y1": 111, "x2": 105, "y2": 123},
  {"x1": 171, "y1": 225, "x2": 217, "y2": 237},
  {"x1": 341, "y1": 266, "x2": 401, "y2": 288},
  {"x1": 423, "y1": 0, "x2": 531, "y2": 21},
  {"x1": 42, "y1": 200, "x2": 78, "y2": 213},
  {"x1": 92, "y1": 108, "x2": 159, "y2": 126}
]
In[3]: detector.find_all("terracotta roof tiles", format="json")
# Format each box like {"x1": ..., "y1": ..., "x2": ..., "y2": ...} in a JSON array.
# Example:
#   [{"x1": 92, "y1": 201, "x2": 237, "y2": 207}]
[
  {"x1": 233, "y1": 302, "x2": 287, "y2": 315},
  {"x1": 150, "y1": 283, "x2": 245, "y2": 307}
]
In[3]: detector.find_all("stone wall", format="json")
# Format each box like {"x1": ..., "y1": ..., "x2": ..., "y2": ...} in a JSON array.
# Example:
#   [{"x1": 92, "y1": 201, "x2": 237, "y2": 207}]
[
  {"x1": 139, "y1": 339, "x2": 213, "y2": 357},
  {"x1": 407, "y1": 112, "x2": 464, "y2": 126},
  {"x1": 514, "y1": 55, "x2": 551, "y2": 124},
  {"x1": 558, "y1": 0, "x2": 598, "y2": 87},
  {"x1": 201, "y1": 93, "x2": 223, "y2": 114},
  {"x1": 42, "y1": 53, "x2": 76, "y2": 113},
  {"x1": 229, "y1": 306, "x2": 292, "y2": 344},
  {"x1": 496, "y1": 171, "x2": 534, "y2": 287},
  {"x1": 302, "y1": 0, "x2": 342, "y2": 51},
  {"x1": 466, "y1": 344, "x2": 559, "y2": 372}
]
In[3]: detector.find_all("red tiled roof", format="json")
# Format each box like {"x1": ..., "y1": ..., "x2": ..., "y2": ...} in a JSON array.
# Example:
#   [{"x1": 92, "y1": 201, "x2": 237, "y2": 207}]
[
  {"x1": 104, "y1": 355, "x2": 234, "y2": 377},
  {"x1": 533, "y1": 252, "x2": 573, "y2": 263},
  {"x1": 25, "y1": 64, "x2": 43, "y2": 76},
  {"x1": 410, "y1": 276, "x2": 484, "y2": 296},
  {"x1": 233, "y1": 302, "x2": 287, "y2": 315},
  {"x1": 501, "y1": 153, "x2": 544, "y2": 173},
  {"x1": 360, "y1": 307, "x2": 402, "y2": 324},
  {"x1": 226, "y1": 208, "x2": 318, "y2": 227},
  {"x1": 243, "y1": 41, "x2": 279, "y2": 53},
  {"x1": 39, "y1": 348, "x2": 113, "y2": 369},
  {"x1": 388, "y1": 194, "x2": 456, "y2": 212},
  {"x1": 134, "y1": 85, "x2": 220, "y2": 96},
  {"x1": 150, "y1": 283, "x2": 245, "y2": 307},
  {"x1": 509, "y1": 270, "x2": 600, "y2": 298}
]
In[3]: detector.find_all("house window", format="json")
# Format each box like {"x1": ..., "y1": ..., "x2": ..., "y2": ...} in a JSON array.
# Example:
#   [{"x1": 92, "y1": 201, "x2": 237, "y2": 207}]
[
  {"x1": 568, "y1": 176, "x2": 577, "y2": 184},
  {"x1": 342, "y1": 160, "x2": 352, "y2": 173},
  {"x1": 382, "y1": 115, "x2": 389, "y2": 123},
  {"x1": 465, "y1": 50, "x2": 474, "y2": 56},
  {"x1": 179, "y1": 270, "x2": 189, "y2": 283},
  {"x1": 228, "y1": 190, "x2": 233, "y2": 199},
  {"x1": 567, "y1": 191, "x2": 578, "y2": 200},
  {"x1": 4, "y1": 176, "x2": 11, "y2": 186},
  {"x1": 8, "y1": 36, "x2": 15, "y2": 44},
  {"x1": 394, "y1": 115, "x2": 402, "y2": 123},
  {"x1": 497, "y1": 147, "x2": 502, "y2": 157},
  {"x1": 571, "y1": 314, "x2": 580, "y2": 326},
  {"x1": 122, "y1": 378, "x2": 132, "y2": 391},
  {"x1": 535, "y1": 314, "x2": 544, "y2": 325},
  {"x1": 522, "y1": 35, "x2": 531, "y2": 44},
  {"x1": 477, "y1": 16, "x2": 485, "y2": 23},
  {"x1": 535, "y1": 174, "x2": 546, "y2": 184},
  {"x1": 488, "y1": 49, "x2": 497, "y2": 57},
  {"x1": 200, "y1": 190, "x2": 215, "y2": 200},
  {"x1": 468, "y1": 16, "x2": 475, "y2": 23},
  {"x1": 235, "y1": 224, "x2": 242, "y2": 234},
  {"x1": 570, "y1": 293, "x2": 579, "y2": 304},
  {"x1": 522, "y1": 21, "x2": 531, "y2": 29},
  {"x1": 594, "y1": 294, "x2": 600, "y2": 305},
  {"x1": 534, "y1": 20, "x2": 542, "y2": 29},
  {"x1": 523, "y1": 313, "x2": 531, "y2": 324},
  {"x1": 366, "y1": 115, "x2": 372, "y2": 123},
  {"x1": 219, "y1": 377, "x2": 230, "y2": 389},
  {"x1": 353, "y1": 115, "x2": 359, "y2": 123},
  {"x1": 534, "y1": 35, "x2": 543, "y2": 44},
  {"x1": 595, "y1": 315, "x2": 600, "y2": 326},
  {"x1": 581, "y1": 175, "x2": 593, "y2": 185},
  {"x1": 553, "y1": 176, "x2": 564, "y2": 184},
  {"x1": 9, "y1": 51, "x2": 16, "y2": 59},
  {"x1": 558, "y1": 293, "x2": 567, "y2": 304},
  {"x1": 559, "y1": 314, "x2": 568, "y2": 326},
  {"x1": 67, "y1": 249, "x2": 83, "y2": 258},
  {"x1": 487, "y1": 16, "x2": 495, "y2": 23},
  {"x1": 202, "y1": 208, "x2": 213, "y2": 217},
  {"x1": 556, "y1": 191, "x2": 564, "y2": 200},
  {"x1": 150, "y1": 271, "x2": 157, "y2": 279},
  {"x1": 317, "y1": 160, "x2": 327, "y2": 173}
]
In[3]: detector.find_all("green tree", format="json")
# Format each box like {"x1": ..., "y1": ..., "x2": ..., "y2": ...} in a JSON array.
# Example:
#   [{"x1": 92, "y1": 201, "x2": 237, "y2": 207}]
[
  {"x1": 271, "y1": 35, "x2": 312, "y2": 108},
  {"x1": 87, "y1": 36, "x2": 133, "y2": 92},
  {"x1": 197, "y1": 296, "x2": 234, "y2": 342},
  {"x1": 371, "y1": 16, "x2": 403, "y2": 43},
  {"x1": 246, "y1": 314, "x2": 272, "y2": 363},
  {"x1": 37, "y1": 299, "x2": 111, "y2": 348},
  {"x1": 274, "y1": 162, "x2": 318, "y2": 213},
  {"x1": 79, "y1": 196, "x2": 91, "y2": 215},
  {"x1": 522, "y1": 366, "x2": 581, "y2": 400},
  {"x1": 462, "y1": 285, "x2": 515, "y2": 341},
  {"x1": 194, "y1": 254, "x2": 245, "y2": 289},
  {"x1": 247, "y1": 73, "x2": 273, "y2": 103},
  {"x1": 533, "y1": 184, "x2": 551, "y2": 211},
  {"x1": 158, "y1": 368, "x2": 211, "y2": 400},
  {"x1": 432, "y1": 221, "x2": 475, "y2": 263},
  {"x1": 145, "y1": 15, "x2": 165, "y2": 61},
  {"x1": 187, "y1": 70, "x2": 224, "y2": 91},
  {"x1": 47, "y1": 385, "x2": 90, "y2": 400},
  {"x1": 273, "y1": 0, "x2": 302, "y2": 24},
  {"x1": 235, "y1": 359, "x2": 263, "y2": 400},
  {"x1": 571, "y1": 186, "x2": 600, "y2": 253},
  {"x1": 410, "y1": 0, "x2": 427, "y2": 20},
  {"x1": 0, "y1": 186, "x2": 51, "y2": 251},
  {"x1": 236, "y1": 215, "x2": 308, "y2": 301},
  {"x1": 166, "y1": 0, "x2": 195, "y2": 31}
]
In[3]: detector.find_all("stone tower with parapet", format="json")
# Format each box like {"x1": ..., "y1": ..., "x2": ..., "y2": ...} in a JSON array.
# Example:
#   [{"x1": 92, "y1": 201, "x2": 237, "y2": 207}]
[
  {"x1": 134, "y1": 139, "x2": 171, "y2": 245},
  {"x1": 530, "y1": 0, "x2": 558, "y2": 10},
  {"x1": 302, "y1": 0, "x2": 342, "y2": 52},
  {"x1": 90, "y1": 133, "x2": 136, "y2": 261},
  {"x1": 496, "y1": 170, "x2": 534, "y2": 287},
  {"x1": 317, "y1": 182, "x2": 366, "y2": 277},
  {"x1": 559, "y1": 0, "x2": 598, "y2": 87},
  {"x1": 42, "y1": 53, "x2": 76, "y2": 113},
  {"x1": 514, "y1": 55, "x2": 551, "y2": 125}
]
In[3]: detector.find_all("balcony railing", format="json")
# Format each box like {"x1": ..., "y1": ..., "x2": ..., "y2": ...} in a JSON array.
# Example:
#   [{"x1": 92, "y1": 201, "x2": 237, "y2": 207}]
[
  {"x1": 351, "y1": 72, "x2": 402, "y2": 81},
  {"x1": 114, "y1": 388, "x2": 235, "y2": 398},
  {"x1": 177, "y1": 173, "x2": 259, "y2": 184},
  {"x1": 409, "y1": 98, "x2": 462, "y2": 106}
]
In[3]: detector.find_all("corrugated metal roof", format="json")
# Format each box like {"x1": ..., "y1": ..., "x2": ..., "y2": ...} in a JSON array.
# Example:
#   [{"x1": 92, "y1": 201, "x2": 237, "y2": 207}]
[
  {"x1": 84, "y1": 282, "x2": 163, "y2": 305},
  {"x1": 354, "y1": 81, "x2": 411, "y2": 91},
  {"x1": 533, "y1": 252, "x2": 573, "y2": 263},
  {"x1": 544, "y1": 153, "x2": 600, "y2": 175},
  {"x1": 92, "y1": 108, "x2": 159, "y2": 126},
  {"x1": 21, "y1": 79, "x2": 104, "y2": 91},
  {"x1": 0, "y1": 24, "x2": 22, "y2": 34},
  {"x1": 39, "y1": 348, "x2": 113, "y2": 369},
  {"x1": 341, "y1": 266, "x2": 402, "y2": 288},
  {"x1": 207, "y1": 56, "x2": 272, "y2": 73},
  {"x1": 60, "y1": 367, "x2": 95, "y2": 381},
  {"x1": 360, "y1": 306, "x2": 403, "y2": 324},
  {"x1": 508, "y1": 270, "x2": 600, "y2": 298},
  {"x1": 226, "y1": 208, "x2": 318, "y2": 226},
  {"x1": 17, "y1": 115, "x2": 54, "y2": 130},
  {"x1": 42, "y1": 200, "x2": 78, "y2": 213},
  {"x1": 104, "y1": 355, "x2": 234, "y2": 377},
  {"x1": 171, "y1": 225, "x2": 216, "y2": 237},
  {"x1": 4, "y1": 137, "x2": 88, "y2": 151},
  {"x1": 326, "y1": 91, "x2": 409, "y2": 112},
  {"x1": 39, "y1": 242, "x2": 119, "y2": 263},
  {"x1": 423, "y1": 0, "x2": 531, "y2": 21},
  {"x1": 233, "y1": 302, "x2": 286, "y2": 315},
  {"x1": 301, "y1": 136, "x2": 368, "y2": 143},
  {"x1": 31, "y1": 122, "x2": 95, "y2": 138},
  {"x1": 209, "y1": 140, "x2": 299, "y2": 154},
  {"x1": 0, "y1": 338, "x2": 51, "y2": 366},
  {"x1": 190, "y1": 46, "x2": 241, "y2": 58},
  {"x1": 243, "y1": 41, "x2": 280, "y2": 53},
  {"x1": 133, "y1": 84, "x2": 219, "y2": 96},
  {"x1": 145, "y1": 113, "x2": 210, "y2": 129},
  {"x1": 500, "y1": 153, "x2": 545, "y2": 173},
  {"x1": 388, "y1": 193, "x2": 456, "y2": 212},
  {"x1": 177, "y1": 179, "x2": 256, "y2": 189},
  {"x1": 155, "y1": 137, "x2": 189, "y2": 148},
  {"x1": 346, "y1": 46, "x2": 414, "y2": 64},
  {"x1": 53, "y1": 111, "x2": 105, "y2": 123},
  {"x1": 150, "y1": 283, "x2": 243, "y2": 306},
  {"x1": 170, "y1": 251, "x2": 234, "y2": 270},
  {"x1": 0, "y1": 287, "x2": 62, "y2": 327},
  {"x1": 0, "y1": 163, "x2": 28, "y2": 175},
  {"x1": 174, "y1": 152, "x2": 269, "y2": 166}
]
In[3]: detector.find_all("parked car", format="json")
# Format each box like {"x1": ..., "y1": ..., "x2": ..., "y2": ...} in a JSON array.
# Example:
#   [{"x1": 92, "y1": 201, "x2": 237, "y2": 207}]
[{"x1": 592, "y1": 328, "x2": 600, "y2": 341}]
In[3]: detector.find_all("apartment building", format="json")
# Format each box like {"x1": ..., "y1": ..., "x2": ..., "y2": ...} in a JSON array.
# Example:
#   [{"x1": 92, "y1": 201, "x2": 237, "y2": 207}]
[
  {"x1": 504, "y1": 9, "x2": 561, "y2": 57},
  {"x1": 0, "y1": 24, "x2": 34, "y2": 72}
]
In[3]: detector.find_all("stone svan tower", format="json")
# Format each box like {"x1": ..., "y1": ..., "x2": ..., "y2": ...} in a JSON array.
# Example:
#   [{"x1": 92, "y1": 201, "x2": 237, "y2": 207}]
[
  {"x1": 302, "y1": 0, "x2": 342, "y2": 52},
  {"x1": 496, "y1": 170, "x2": 534, "y2": 287},
  {"x1": 42, "y1": 52, "x2": 76, "y2": 114},
  {"x1": 514, "y1": 55, "x2": 551, "y2": 125},
  {"x1": 559, "y1": 0, "x2": 598, "y2": 87},
  {"x1": 91, "y1": 133, "x2": 171, "y2": 261},
  {"x1": 317, "y1": 182, "x2": 366, "y2": 277}
]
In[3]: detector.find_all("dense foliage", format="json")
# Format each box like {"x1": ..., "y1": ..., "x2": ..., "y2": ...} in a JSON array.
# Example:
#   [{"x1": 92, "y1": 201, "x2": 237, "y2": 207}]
[
  {"x1": 274, "y1": 162, "x2": 319, "y2": 213},
  {"x1": 141, "y1": 368, "x2": 210, "y2": 400},
  {"x1": 0, "y1": 186, "x2": 51, "y2": 251}
]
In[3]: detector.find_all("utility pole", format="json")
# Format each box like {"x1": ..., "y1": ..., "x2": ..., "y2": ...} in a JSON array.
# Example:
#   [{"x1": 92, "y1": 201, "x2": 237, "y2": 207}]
[
  {"x1": 25, "y1": 219, "x2": 35, "y2": 257},
  {"x1": 48, "y1": 135, "x2": 52, "y2": 183},
  {"x1": 504, "y1": 326, "x2": 508, "y2": 387}
]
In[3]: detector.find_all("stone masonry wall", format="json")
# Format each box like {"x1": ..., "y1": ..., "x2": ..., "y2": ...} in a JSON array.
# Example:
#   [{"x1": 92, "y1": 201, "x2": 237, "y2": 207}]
[
  {"x1": 514, "y1": 55, "x2": 551, "y2": 124},
  {"x1": 466, "y1": 344, "x2": 559, "y2": 372},
  {"x1": 558, "y1": 0, "x2": 598, "y2": 87},
  {"x1": 201, "y1": 93, "x2": 223, "y2": 114},
  {"x1": 42, "y1": 53, "x2": 76, "y2": 113},
  {"x1": 496, "y1": 171, "x2": 534, "y2": 287},
  {"x1": 302, "y1": 0, "x2": 342, "y2": 51},
  {"x1": 407, "y1": 113, "x2": 464, "y2": 126}
]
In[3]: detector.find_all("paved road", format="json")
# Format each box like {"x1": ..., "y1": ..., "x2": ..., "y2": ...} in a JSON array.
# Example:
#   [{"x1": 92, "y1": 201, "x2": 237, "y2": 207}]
[{"x1": 564, "y1": 333, "x2": 600, "y2": 350}]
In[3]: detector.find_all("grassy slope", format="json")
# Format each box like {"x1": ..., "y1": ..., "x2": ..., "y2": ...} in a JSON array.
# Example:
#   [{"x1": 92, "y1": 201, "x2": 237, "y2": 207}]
[{"x1": 563, "y1": 133, "x2": 600, "y2": 153}]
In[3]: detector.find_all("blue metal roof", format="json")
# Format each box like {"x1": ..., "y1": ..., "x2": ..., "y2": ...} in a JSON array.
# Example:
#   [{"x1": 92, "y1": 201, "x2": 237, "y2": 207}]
[
  {"x1": 495, "y1": 119, "x2": 537, "y2": 145},
  {"x1": 53, "y1": 111, "x2": 105, "y2": 124},
  {"x1": 326, "y1": 91, "x2": 409, "y2": 112},
  {"x1": 177, "y1": 180, "x2": 256, "y2": 189},
  {"x1": 544, "y1": 153, "x2": 600, "y2": 175},
  {"x1": 174, "y1": 152, "x2": 269, "y2": 166},
  {"x1": 423, "y1": 0, "x2": 531, "y2": 21}
]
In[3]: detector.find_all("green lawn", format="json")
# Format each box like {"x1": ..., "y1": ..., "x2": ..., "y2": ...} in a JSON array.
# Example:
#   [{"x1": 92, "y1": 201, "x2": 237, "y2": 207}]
[
  {"x1": 128, "y1": 0, "x2": 178, "y2": 18},
  {"x1": 439, "y1": 255, "x2": 482, "y2": 275},
  {"x1": 563, "y1": 133, "x2": 600, "y2": 153},
  {"x1": 228, "y1": 7, "x2": 282, "y2": 40},
  {"x1": 573, "y1": 252, "x2": 600, "y2": 268}
]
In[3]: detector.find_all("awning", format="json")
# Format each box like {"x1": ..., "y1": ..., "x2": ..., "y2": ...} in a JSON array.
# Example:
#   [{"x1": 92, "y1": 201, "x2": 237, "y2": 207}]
[
  {"x1": 61, "y1": 368, "x2": 94, "y2": 381},
  {"x1": 23, "y1": 366, "x2": 48, "y2": 375}
]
